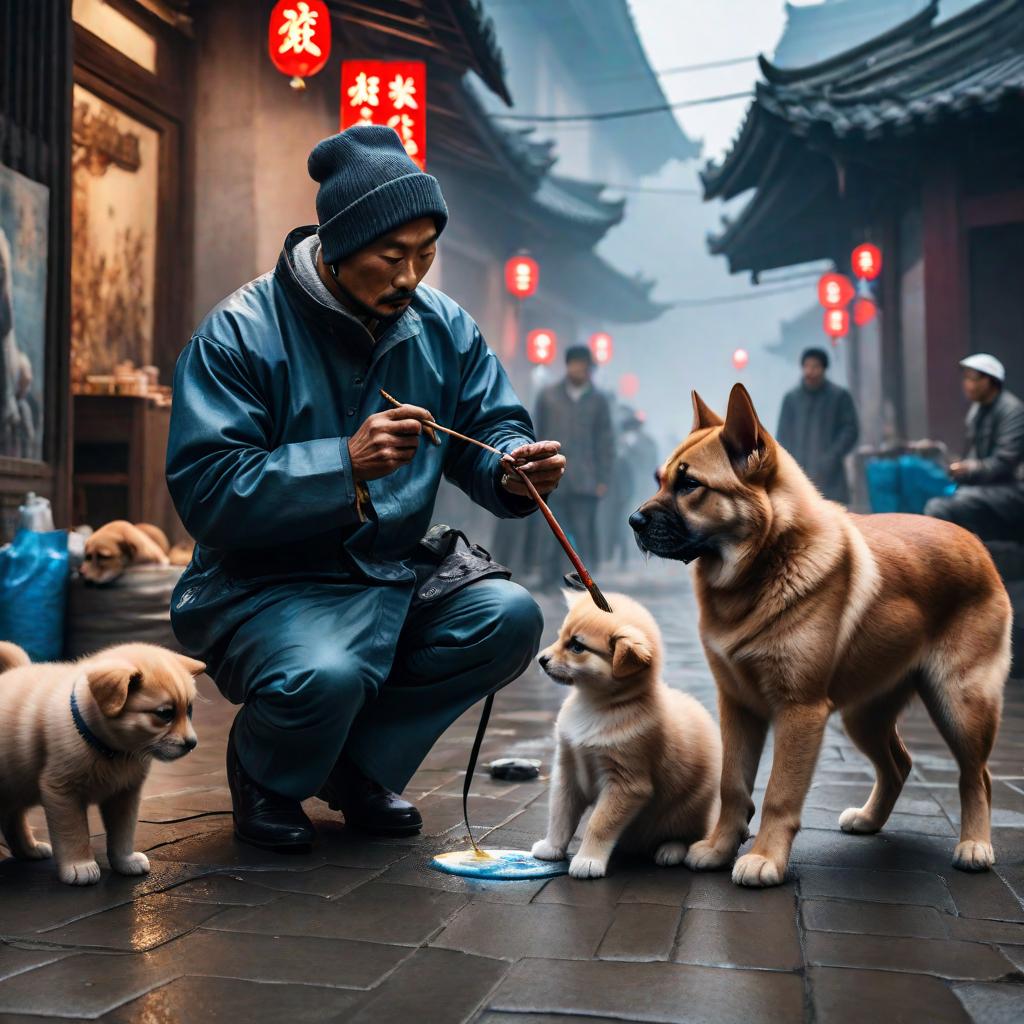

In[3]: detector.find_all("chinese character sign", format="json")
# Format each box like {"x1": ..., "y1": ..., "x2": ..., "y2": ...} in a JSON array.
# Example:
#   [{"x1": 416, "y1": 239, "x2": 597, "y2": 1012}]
[
  {"x1": 817, "y1": 273, "x2": 854, "y2": 309},
  {"x1": 268, "y1": 0, "x2": 331, "y2": 84},
  {"x1": 851, "y1": 243, "x2": 883, "y2": 281},
  {"x1": 341, "y1": 61, "x2": 427, "y2": 170}
]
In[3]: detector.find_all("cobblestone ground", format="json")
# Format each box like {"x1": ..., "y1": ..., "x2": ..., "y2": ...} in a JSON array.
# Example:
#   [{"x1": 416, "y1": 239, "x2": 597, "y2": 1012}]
[{"x1": 2, "y1": 565, "x2": 1024, "y2": 1023}]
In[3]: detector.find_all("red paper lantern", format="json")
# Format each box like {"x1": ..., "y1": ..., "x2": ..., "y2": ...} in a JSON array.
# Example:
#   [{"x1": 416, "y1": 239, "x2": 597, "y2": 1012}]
[
  {"x1": 341, "y1": 61, "x2": 427, "y2": 169},
  {"x1": 732, "y1": 348, "x2": 750, "y2": 370},
  {"x1": 504, "y1": 255, "x2": 539, "y2": 299},
  {"x1": 526, "y1": 329, "x2": 557, "y2": 365},
  {"x1": 824, "y1": 308, "x2": 849, "y2": 339},
  {"x1": 268, "y1": 0, "x2": 331, "y2": 88},
  {"x1": 619, "y1": 372, "x2": 640, "y2": 399},
  {"x1": 817, "y1": 273, "x2": 855, "y2": 309},
  {"x1": 851, "y1": 243, "x2": 883, "y2": 281},
  {"x1": 589, "y1": 332, "x2": 613, "y2": 365},
  {"x1": 853, "y1": 297, "x2": 878, "y2": 327}
]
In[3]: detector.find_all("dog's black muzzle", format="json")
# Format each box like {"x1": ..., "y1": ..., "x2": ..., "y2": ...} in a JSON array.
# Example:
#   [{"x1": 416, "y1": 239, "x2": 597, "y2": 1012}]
[{"x1": 629, "y1": 507, "x2": 710, "y2": 565}]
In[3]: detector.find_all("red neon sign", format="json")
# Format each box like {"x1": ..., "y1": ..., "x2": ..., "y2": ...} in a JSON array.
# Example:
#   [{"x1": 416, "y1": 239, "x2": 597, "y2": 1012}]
[
  {"x1": 504, "y1": 255, "x2": 538, "y2": 299},
  {"x1": 851, "y1": 243, "x2": 883, "y2": 281},
  {"x1": 589, "y1": 332, "x2": 613, "y2": 365},
  {"x1": 341, "y1": 61, "x2": 427, "y2": 170},
  {"x1": 817, "y1": 273, "x2": 855, "y2": 309},
  {"x1": 269, "y1": 0, "x2": 331, "y2": 86},
  {"x1": 526, "y1": 329, "x2": 557, "y2": 365}
]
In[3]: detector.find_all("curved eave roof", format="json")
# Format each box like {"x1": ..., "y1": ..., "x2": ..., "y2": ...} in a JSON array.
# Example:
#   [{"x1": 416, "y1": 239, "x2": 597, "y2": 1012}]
[{"x1": 545, "y1": 249, "x2": 668, "y2": 324}]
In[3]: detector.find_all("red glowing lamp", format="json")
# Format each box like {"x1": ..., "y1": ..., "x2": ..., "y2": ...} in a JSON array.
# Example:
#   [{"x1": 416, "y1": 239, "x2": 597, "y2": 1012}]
[
  {"x1": 268, "y1": 0, "x2": 331, "y2": 88},
  {"x1": 824, "y1": 308, "x2": 849, "y2": 339},
  {"x1": 341, "y1": 61, "x2": 427, "y2": 169},
  {"x1": 526, "y1": 329, "x2": 557, "y2": 365},
  {"x1": 589, "y1": 332, "x2": 613, "y2": 365},
  {"x1": 504, "y1": 255, "x2": 539, "y2": 299},
  {"x1": 851, "y1": 243, "x2": 883, "y2": 281},
  {"x1": 619, "y1": 372, "x2": 640, "y2": 399},
  {"x1": 732, "y1": 348, "x2": 750, "y2": 370},
  {"x1": 853, "y1": 298, "x2": 878, "y2": 327},
  {"x1": 817, "y1": 273, "x2": 855, "y2": 309}
]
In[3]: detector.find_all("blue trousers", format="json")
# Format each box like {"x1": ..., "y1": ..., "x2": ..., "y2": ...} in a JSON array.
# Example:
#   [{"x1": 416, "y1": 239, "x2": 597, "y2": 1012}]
[{"x1": 203, "y1": 578, "x2": 543, "y2": 800}]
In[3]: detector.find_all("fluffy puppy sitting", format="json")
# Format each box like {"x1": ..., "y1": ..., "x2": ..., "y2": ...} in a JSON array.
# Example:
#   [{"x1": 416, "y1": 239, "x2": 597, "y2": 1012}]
[
  {"x1": 0, "y1": 642, "x2": 204, "y2": 885},
  {"x1": 532, "y1": 591, "x2": 721, "y2": 879},
  {"x1": 81, "y1": 521, "x2": 171, "y2": 583}
]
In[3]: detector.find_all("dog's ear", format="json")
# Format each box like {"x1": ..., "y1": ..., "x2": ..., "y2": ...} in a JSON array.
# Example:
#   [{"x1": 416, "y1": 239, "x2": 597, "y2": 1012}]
[
  {"x1": 610, "y1": 626, "x2": 654, "y2": 678},
  {"x1": 722, "y1": 384, "x2": 774, "y2": 478},
  {"x1": 87, "y1": 662, "x2": 143, "y2": 717},
  {"x1": 175, "y1": 654, "x2": 206, "y2": 677},
  {"x1": 691, "y1": 391, "x2": 723, "y2": 431},
  {"x1": 561, "y1": 589, "x2": 584, "y2": 611},
  {"x1": 113, "y1": 522, "x2": 170, "y2": 566}
]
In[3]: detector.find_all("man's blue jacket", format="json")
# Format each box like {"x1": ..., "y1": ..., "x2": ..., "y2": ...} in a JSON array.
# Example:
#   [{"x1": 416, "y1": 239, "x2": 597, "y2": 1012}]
[{"x1": 166, "y1": 227, "x2": 536, "y2": 656}]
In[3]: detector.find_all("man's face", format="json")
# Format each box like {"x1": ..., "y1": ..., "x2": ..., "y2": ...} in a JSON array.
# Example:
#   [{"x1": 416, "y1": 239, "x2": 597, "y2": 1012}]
[
  {"x1": 566, "y1": 359, "x2": 592, "y2": 386},
  {"x1": 802, "y1": 357, "x2": 826, "y2": 389},
  {"x1": 962, "y1": 369, "x2": 999, "y2": 404},
  {"x1": 333, "y1": 216, "x2": 438, "y2": 317}
]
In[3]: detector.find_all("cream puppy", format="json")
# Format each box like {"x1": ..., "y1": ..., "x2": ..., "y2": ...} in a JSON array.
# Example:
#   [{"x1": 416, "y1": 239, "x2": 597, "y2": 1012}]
[
  {"x1": 532, "y1": 592, "x2": 721, "y2": 879},
  {"x1": 0, "y1": 642, "x2": 204, "y2": 885}
]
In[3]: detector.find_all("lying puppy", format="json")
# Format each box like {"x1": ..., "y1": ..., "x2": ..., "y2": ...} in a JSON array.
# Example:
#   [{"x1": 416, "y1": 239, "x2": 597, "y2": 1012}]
[
  {"x1": 0, "y1": 642, "x2": 204, "y2": 884},
  {"x1": 631, "y1": 385, "x2": 1011, "y2": 886},
  {"x1": 81, "y1": 521, "x2": 171, "y2": 583},
  {"x1": 532, "y1": 591, "x2": 721, "y2": 879}
]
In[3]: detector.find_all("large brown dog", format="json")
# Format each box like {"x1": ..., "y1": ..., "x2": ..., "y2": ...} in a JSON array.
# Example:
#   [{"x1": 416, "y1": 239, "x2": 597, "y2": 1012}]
[{"x1": 630, "y1": 384, "x2": 1011, "y2": 887}]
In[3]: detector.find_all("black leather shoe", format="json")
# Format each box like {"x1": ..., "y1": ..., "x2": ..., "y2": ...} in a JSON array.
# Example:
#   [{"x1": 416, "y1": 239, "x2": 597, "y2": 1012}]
[
  {"x1": 318, "y1": 758, "x2": 422, "y2": 837},
  {"x1": 226, "y1": 720, "x2": 314, "y2": 853}
]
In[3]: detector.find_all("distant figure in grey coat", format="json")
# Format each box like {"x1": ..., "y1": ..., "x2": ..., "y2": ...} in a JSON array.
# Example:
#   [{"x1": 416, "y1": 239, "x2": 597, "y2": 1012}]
[
  {"x1": 534, "y1": 345, "x2": 614, "y2": 588},
  {"x1": 925, "y1": 353, "x2": 1024, "y2": 541},
  {"x1": 776, "y1": 347, "x2": 859, "y2": 503}
]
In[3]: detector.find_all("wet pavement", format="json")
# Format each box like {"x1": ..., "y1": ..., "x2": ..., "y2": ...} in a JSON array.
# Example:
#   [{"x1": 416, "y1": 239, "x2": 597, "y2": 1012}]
[{"x1": 2, "y1": 564, "x2": 1023, "y2": 1023}]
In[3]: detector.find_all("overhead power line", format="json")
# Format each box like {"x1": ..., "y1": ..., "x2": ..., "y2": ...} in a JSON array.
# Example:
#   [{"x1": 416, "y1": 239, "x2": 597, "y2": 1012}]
[
  {"x1": 665, "y1": 281, "x2": 811, "y2": 309},
  {"x1": 494, "y1": 90, "x2": 753, "y2": 124},
  {"x1": 597, "y1": 55, "x2": 759, "y2": 83}
]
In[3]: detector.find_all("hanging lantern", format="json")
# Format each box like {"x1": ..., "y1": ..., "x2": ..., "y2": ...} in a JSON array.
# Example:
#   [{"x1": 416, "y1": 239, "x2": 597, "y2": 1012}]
[
  {"x1": 732, "y1": 348, "x2": 750, "y2": 370},
  {"x1": 619, "y1": 372, "x2": 640, "y2": 399},
  {"x1": 268, "y1": 0, "x2": 331, "y2": 90},
  {"x1": 824, "y1": 308, "x2": 849, "y2": 339},
  {"x1": 853, "y1": 297, "x2": 878, "y2": 327},
  {"x1": 589, "y1": 332, "x2": 613, "y2": 365},
  {"x1": 341, "y1": 61, "x2": 427, "y2": 169},
  {"x1": 817, "y1": 273, "x2": 855, "y2": 309},
  {"x1": 504, "y1": 255, "x2": 539, "y2": 299},
  {"x1": 851, "y1": 243, "x2": 883, "y2": 281},
  {"x1": 526, "y1": 329, "x2": 557, "y2": 365}
]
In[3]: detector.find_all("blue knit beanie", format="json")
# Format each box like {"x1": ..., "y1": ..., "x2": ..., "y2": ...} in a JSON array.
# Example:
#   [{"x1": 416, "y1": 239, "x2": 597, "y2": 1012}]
[{"x1": 308, "y1": 126, "x2": 449, "y2": 265}]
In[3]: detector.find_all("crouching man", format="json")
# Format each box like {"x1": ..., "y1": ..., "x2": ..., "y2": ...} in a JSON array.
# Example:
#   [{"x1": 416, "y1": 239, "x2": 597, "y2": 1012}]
[{"x1": 166, "y1": 126, "x2": 564, "y2": 852}]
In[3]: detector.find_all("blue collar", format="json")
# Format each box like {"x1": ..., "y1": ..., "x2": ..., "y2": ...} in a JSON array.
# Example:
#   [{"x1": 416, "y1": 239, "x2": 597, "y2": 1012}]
[{"x1": 70, "y1": 688, "x2": 122, "y2": 760}]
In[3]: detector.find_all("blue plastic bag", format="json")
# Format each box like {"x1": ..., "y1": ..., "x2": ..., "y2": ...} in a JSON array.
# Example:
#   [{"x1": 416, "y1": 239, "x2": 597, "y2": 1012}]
[
  {"x1": 0, "y1": 529, "x2": 69, "y2": 662},
  {"x1": 865, "y1": 459, "x2": 903, "y2": 513},
  {"x1": 897, "y1": 454, "x2": 956, "y2": 515}
]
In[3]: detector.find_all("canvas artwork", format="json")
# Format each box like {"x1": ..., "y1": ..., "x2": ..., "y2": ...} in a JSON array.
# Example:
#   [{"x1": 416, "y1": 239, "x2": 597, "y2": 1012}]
[{"x1": 0, "y1": 162, "x2": 49, "y2": 463}]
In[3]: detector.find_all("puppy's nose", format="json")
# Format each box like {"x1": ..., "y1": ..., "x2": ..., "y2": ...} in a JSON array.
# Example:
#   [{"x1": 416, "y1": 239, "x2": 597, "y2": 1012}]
[
  {"x1": 538, "y1": 654, "x2": 550, "y2": 669},
  {"x1": 183, "y1": 737, "x2": 198, "y2": 752},
  {"x1": 629, "y1": 509, "x2": 650, "y2": 532}
]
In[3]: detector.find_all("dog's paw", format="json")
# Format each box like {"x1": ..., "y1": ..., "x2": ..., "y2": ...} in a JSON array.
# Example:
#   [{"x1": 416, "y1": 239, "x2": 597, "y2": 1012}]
[
  {"x1": 111, "y1": 851, "x2": 151, "y2": 876},
  {"x1": 531, "y1": 838, "x2": 567, "y2": 862},
  {"x1": 19, "y1": 841, "x2": 52, "y2": 860},
  {"x1": 732, "y1": 852, "x2": 784, "y2": 888},
  {"x1": 839, "y1": 807, "x2": 882, "y2": 834},
  {"x1": 684, "y1": 838, "x2": 735, "y2": 872},
  {"x1": 569, "y1": 854, "x2": 608, "y2": 879},
  {"x1": 654, "y1": 841, "x2": 688, "y2": 867},
  {"x1": 953, "y1": 840, "x2": 995, "y2": 872},
  {"x1": 58, "y1": 860, "x2": 102, "y2": 886}
]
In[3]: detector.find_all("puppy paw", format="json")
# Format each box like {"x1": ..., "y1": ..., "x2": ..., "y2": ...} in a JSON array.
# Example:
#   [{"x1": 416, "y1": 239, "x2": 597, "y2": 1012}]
[
  {"x1": 732, "y1": 852, "x2": 784, "y2": 888},
  {"x1": 839, "y1": 807, "x2": 882, "y2": 834},
  {"x1": 531, "y1": 838, "x2": 567, "y2": 862},
  {"x1": 684, "y1": 838, "x2": 735, "y2": 872},
  {"x1": 569, "y1": 854, "x2": 608, "y2": 879},
  {"x1": 19, "y1": 841, "x2": 52, "y2": 860},
  {"x1": 953, "y1": 840, "x2": 995, "y2": 872},
  {"x1": 111, "y1": 851, "x2": 151, "y2": 876},
  {"x1": 654, "y1": 841, "x2": 688, "y2": 867},
  {"x1": 58, "y1": 860, "x2": 102, "y2": 886}
]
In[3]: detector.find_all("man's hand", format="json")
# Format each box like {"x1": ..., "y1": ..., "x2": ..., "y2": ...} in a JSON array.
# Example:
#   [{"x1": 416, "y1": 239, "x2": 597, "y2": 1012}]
[
  {"x1": 949, "y1": 460, "x2": 975, "y2": 482},
  {"x1": 501, "y1": 441, "x2": 565, "y2": 497},
  {"x1": 349, "y1": 405, "x2": 433, "y2": 481}
]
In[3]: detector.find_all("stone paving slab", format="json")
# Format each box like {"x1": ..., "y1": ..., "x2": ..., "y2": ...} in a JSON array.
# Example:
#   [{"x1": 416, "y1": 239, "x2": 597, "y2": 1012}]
[{"x1": 2, "y1": 571, "x2": 1024, "y2": 1022}]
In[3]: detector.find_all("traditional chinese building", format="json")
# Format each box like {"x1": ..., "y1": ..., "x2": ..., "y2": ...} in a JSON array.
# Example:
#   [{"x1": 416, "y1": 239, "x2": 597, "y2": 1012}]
[{"x1": 703, "y1": 0, "x2": 1024, "y2": 452}]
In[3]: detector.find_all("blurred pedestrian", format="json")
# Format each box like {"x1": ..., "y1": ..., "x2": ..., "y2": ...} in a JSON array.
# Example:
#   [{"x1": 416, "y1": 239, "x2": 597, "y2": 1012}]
[
  {"x1": 534, "y1": 345, "x2": 614, "y2": 587},
  {"x1": 925, "y1": 353, "x2": 1024, "y2": 540},
  {"x1": 776, "y1": 346, "x2": 859, "y2": 503}
]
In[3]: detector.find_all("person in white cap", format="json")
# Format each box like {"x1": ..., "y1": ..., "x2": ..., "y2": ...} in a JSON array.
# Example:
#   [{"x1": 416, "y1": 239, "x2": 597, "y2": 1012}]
[{"x1": 924, "y1": 353, "x2": 1024, "y2": 540}]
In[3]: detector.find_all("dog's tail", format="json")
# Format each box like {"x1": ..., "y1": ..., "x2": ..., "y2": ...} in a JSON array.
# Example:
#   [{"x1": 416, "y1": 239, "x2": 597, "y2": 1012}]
[{"x1": 0, "y1": 641, "x2": 30, "y2": 672}]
